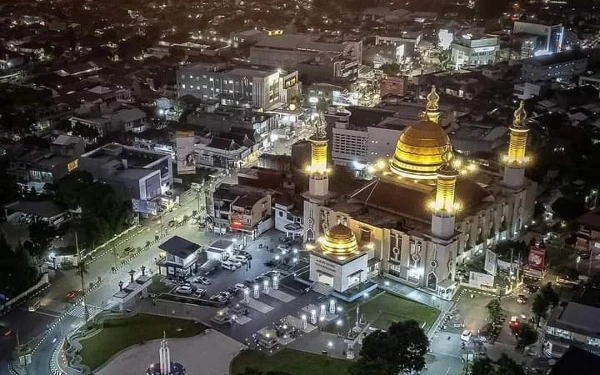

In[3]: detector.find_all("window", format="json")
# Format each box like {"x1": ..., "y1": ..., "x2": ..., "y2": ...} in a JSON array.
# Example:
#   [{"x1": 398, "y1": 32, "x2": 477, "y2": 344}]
[{"x1": 278, "y1": 211, "x2": 283, "y2": 217}]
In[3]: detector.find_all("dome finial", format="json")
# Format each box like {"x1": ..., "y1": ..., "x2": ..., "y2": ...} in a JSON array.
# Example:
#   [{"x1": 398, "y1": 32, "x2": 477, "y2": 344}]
[
  {"x1": 512, "y1": 100, "x2": 527, "y2": 128},
  {"x1": 426, "y1": 85, "x2": 440, "y2": 112}
]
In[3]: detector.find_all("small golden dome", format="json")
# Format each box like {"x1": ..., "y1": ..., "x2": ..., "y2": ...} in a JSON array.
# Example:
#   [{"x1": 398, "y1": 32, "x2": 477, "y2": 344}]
[
  {"x1": 390, "y1": 120, "x2": 452, "y2": 180},
  {"x1": 319, "y1": 224, "x2": 359, "y2": 260}
]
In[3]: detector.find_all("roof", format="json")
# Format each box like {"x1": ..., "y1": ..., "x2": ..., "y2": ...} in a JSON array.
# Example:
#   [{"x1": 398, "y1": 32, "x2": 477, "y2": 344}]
[
  {"x1": 208, "y1": 239, "x2": 234, "y2": 251},
  {"x1": 555, "y1": 302, "x2": 600, "y2": 334},
  {"x1": 4, "y1": 200, "x2": 67, "y2": 219},
  {"x1": 158, "y1": 236, "x2": 201, "y2": 259},
  {"x1": 550, "y1": 346, "x2": 600, "y2": 375},
  {"x1": 577, "y1": 208, "x2": 600, "y2": 230}
]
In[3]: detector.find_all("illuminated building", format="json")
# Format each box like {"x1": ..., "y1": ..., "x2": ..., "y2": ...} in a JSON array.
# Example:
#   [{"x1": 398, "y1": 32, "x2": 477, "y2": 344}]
[
  {"x1": 303, "y1": 87, "x2": 536, "y2": 300},
  {"x1": 520, "y1": 50, "x2": 588, "y2": 82},
  {"x1": 304, "y1": 111, "x2": 331, "y2": 199},
  {"x1": 513, "y1": 21, "x2": 564, "y2": 58},
  {"x1": 503, "y1": 101, "x2": 530, "y2": 188},
  {"x1": 450, "y1": 30, "x2": 499, "y2": 69}
]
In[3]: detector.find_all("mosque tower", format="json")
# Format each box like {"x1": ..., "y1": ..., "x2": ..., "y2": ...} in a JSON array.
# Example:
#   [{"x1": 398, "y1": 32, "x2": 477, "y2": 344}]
[
  {"x1": 503, "y1": 101, "x2": 530, "y2": 188},
  {"x1": 159, "y1": 332, "x2": 171, "y2": 375},
  {"x1": 306, "y1": 109, "x2": 330, "y2": 198},
  {"x1": 430, "y1": 148, "x2": 459, "y2": 239}
]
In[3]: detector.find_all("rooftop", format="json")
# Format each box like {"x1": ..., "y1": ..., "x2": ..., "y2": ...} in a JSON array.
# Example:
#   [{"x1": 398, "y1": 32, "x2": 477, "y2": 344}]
[
  {"x1": 550, "y1": 346, "x2": 600, "y2": 375},
  {"x1": 159, "y1": 236, "x2": 201, "y2": 259},
  {"x1": 552, "y1": 302, "x2": 600, "y2": 338},
  {"x1": 524, "y1": 50, "x2": 588, "y2": 67},
  {"x1": 81, "y1": 143, "x2": 167, "y2": 169},
  {"x1": 4, "y1": 200, "x2": 67, "y2": 219}
]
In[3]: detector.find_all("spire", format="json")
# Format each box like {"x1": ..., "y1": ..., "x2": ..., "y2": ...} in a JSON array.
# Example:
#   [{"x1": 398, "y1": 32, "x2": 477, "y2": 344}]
[
  {"x1": 425, "y1": 85, "x2": 441, "y2": 124},
  {"x1": 512, "y1": 100, "x2": 527, "y2": 129}
]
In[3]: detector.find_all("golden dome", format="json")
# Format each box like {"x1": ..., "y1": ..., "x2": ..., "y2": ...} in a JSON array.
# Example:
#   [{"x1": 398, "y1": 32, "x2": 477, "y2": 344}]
[
  {"x1": 319, "y1": 224, "x2": 359, "y2": 260},
  {"x1": 390, "y1": 120, "x2": 452, "y2": 180}
]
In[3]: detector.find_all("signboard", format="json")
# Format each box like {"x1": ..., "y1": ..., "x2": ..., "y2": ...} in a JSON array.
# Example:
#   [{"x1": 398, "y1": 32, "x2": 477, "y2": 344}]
[
  {"x1": 528, "y1": 246, "x2": 546, "y2": 272},
  {"x1": 473, "y1": 46, "x2": 496, "y2": 53},
  {"x1": 131, "y1": 199, "x2": 158, "y2": 215},
  {"x1": 176, "y1": 131, "x2": 196, "y2": 175},
  {"x1": 469, "y1": 271, "x2": 495, "y2": 289},
  {"x1": 484, "y1": 249, "x2": 498, "y2": 276}
]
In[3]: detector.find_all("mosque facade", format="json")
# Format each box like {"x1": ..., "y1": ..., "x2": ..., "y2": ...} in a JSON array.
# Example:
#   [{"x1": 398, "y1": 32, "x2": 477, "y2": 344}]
[{"x1": 303, "y1": 87, "x2": 537, "y2": 300}]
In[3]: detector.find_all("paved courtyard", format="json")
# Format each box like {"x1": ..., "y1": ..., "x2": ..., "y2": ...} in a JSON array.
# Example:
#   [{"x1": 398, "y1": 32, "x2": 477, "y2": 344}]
[{"x1": 96, "y1": 330, "x2": 244, "y2": 375}]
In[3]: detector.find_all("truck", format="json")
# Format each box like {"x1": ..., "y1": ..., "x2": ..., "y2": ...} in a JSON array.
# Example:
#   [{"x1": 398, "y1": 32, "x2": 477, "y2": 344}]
[{"x1": 199, "y1": 259, "x2": 220, "y2": 275}]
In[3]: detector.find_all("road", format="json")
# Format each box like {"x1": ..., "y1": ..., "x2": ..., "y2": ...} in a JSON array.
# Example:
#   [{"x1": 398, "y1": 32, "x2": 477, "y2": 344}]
[
  {"x1": 0, "y1": 132, "x2": 298, "y2": 374},
  {"x1": 0, "y1": 185, "x2": 216, "y2": 375}
]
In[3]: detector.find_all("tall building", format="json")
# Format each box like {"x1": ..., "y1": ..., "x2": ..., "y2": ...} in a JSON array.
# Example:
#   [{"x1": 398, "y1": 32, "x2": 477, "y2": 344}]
[
  {"x1": 451, "y1": 30, "x2": 499, "y2": 69},
  {"x1": 520, "y1": 50, "x2": 588, "y2": 82},
  {"x1": 513, "y1": 21, "x2": 564, "y2": 58},
  {"x1": 304, "y1": 87, "x2": 536, "y2": 300},
  {"x1": 177, "y1": 64, "x2": 300, "y2": 111}
]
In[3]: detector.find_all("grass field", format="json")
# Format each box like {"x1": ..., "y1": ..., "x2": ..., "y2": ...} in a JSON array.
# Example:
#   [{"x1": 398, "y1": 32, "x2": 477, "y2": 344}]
[
  {"x1": 231, "y1": 349, "x2": 352, "y2": 375},
  {"x1": 79, "y1": 313, "x2": 206, "y2": 370},
  {"x1": 327, "y1": 292, "x2": 439, "y2": 333}
]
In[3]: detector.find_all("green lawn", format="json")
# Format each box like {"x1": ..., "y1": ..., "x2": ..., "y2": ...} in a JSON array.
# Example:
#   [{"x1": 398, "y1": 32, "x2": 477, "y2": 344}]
[
  {"x1": 231, "y1": 349, "x2": 352, "y2": 375},
  {"x1": 79, "y1": 313, "x2": 206, "y2": 370},
  {"x1": 329, "y1": 292, "x2": 439, "y2": 333},
  {"x1": 146, "y1": 275, "x2": 172, "y2": 295}
]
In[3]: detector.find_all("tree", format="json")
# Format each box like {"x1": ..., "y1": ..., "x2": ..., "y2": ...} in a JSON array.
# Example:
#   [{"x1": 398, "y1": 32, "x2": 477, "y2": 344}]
[
  {"x1": 540, "y1": 283, "x2": 559, "y2": 308},
  {"x1": 0, "y1": 239, "x2": 40, "y2": 300},
  {"x1": 514, "y1": 323, "x2": 538, "y2": 349},
  {"x1": 551, "y1": 197, "x2": 588, "y2": 221},
  {"x1": 532, "y1": 294, "x2": 549, "y2": 325},
  {"x1": 380, "y1": 63, "x2": 401, "y2": 76},
  {"x1": 486, "y1": 299, "x2": 502, "y2": 323},
  {"x1": 55, "y1": 170, "x2": 94, "y2": 208},
  {"x1": 26, "y1": 220, "x2": 56, "y2": 258},
  {"x1": 352, "y1": 320, "x2": 429, "y2": 375},
  {"x1": 472, "y1": 354, "x2": 525, "y2": 375},
  {"x1": 471, "y1": 357, "x2": 494, "y2": 375}
]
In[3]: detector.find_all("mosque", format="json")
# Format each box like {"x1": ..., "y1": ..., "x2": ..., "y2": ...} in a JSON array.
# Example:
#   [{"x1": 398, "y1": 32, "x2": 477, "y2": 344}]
[{"x1": 303, "y1": 87, "x2": 537, "y2": 300}]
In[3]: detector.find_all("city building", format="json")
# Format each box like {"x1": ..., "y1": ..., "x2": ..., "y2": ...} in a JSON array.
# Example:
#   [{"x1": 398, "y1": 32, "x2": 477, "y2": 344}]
[
  {"x1": 303, "y1": 88, "x2": 536, "y2": 300},
  {"x1": 296, "y1": 53, "x2": 359, "y2": 84},
  {"x1": 513, "y1": 21, "x2": 565, "y2": 59},
  {"x1": 549, "y1": 346, "x2": 600, "y2": 375},
  {"x1": 7, "y1": 135, "x2": 85, "y2": 190},
  {"x1": 520, "y1": 50, "x2": 588, "y2": 82},
  {"x1": 205, "y1": 184, "x2": 274, "y2": 238},
  {"x1": 69, "y1": 107, "x2": 147, "y2": 139},
  {"x1": 177, "y1": 63, "x2": 299, "y2": 110},
  {"x1": 451, "y1": 30, "x2": 499, "y2": 70},
  {"x1": 79, "y1": 143, "x2": 173, "y2": 205},
  {"x1": 575, "y1": 208, "x2": 600, "y2": 253},
  {"x1": 375, "y1": 31, "x2": 422, "y2": 59},
  {"x1": 157, "y1": 236, "x2": 202, "y2": 279},
  {"x1": 380, "y1": 76, "x2": 408, "y2": 97},
  {"x1": 274, "y1": 195, "x2": 303, "y2": 238},
  {"x1": 250, "y1": 34, "x2": 362, "y2": 72}
]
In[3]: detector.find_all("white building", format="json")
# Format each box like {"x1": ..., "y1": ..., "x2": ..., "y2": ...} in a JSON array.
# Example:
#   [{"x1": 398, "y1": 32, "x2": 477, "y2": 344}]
[
  {"x1": 451, "y1": 31, "x2": 499, "y2": 69},
  {"x1": 177, "y1": 64, "x2": 300, "y2": 111}
]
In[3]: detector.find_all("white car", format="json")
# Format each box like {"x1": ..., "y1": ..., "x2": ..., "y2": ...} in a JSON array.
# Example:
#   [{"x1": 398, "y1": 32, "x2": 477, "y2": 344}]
[
  {"x1": 460, "y1": 330, "x2": 472, "y2": 342},
  {"x1": 228, "y1": 259, "x2": 243, "y2": 268},
  {"x1": 175, "y1": 286, "x2": 194, "y2": 295},
  {"x1": 234, "y1": 283, "x2": 247, "y2": 292},
  {"x1": 230, "y1": 255, "x2": 248, "y2": 264},
  {"x1": 221, "y1": 260, "x2": 238, "y2": 271}
]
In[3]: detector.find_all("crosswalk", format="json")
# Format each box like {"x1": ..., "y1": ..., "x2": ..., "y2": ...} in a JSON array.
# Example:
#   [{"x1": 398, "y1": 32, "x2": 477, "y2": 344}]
[{"x1": 67, "y1": 304, "x2": 102, "y2": 318}]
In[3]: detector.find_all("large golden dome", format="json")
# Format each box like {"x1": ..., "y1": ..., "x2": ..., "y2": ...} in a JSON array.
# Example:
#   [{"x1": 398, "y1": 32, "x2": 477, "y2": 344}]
[
  {"x1": 319, "y1": 224, "x2": 359, "y2": 260},
  {"x1": 389, "y1": 86, "x2": 452, "y2": 180}
]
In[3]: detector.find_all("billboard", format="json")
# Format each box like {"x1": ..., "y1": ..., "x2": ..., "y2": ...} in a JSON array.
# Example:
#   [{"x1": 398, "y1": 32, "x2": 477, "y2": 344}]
[
  {"x1": 528, "y1": 246, "x2": 546, "y2": 272},
  {"x1": 131, "y1": 199, "x2": 158, "y2": 215},
  {"x1": 469, "y1": 271, "x2": 495, "y2": 289},
  {"x1": 484, "y1": 249, "x2": 498, "y2": 276},
  {"x1": 176, "y1": 131, "x2": 196, "y2": 174}
]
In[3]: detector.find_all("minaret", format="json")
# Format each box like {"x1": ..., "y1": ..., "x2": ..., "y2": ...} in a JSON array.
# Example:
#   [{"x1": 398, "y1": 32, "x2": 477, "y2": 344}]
[
  {"x1": 425, "y1": 85, "x2": 441, "y2": 124},
  {"x1": 503, "y1": 101, "x2": 530, "y2": 188},
  {"x1": 306, "y1": 109, "x2": 330, "y2": 198},
  {"x1": 430, "y1": 148, "x2": 459, "y2": 239},
  {"x1": 159, "y1": 331, "x2": 171, "y2": 375}
]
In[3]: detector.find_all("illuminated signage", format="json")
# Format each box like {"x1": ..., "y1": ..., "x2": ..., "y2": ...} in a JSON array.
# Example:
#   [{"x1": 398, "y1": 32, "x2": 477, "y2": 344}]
[
  {"x1": 473, "y1": 46, "x2": 496, "y2": 53},
  {"x1": 67, "y1": 159, "x2": 79, "y2": 172}
]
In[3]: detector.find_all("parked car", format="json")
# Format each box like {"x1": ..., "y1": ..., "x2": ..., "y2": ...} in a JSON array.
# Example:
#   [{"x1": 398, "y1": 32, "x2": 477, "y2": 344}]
[
  {"x1": 516, "y1": 294, "x2": 528, "y2": 304},
  {"x1": 265, "y1": 270, "x2": 280, "y2": 278},
  {"x1": 227, "y1": 287, "x2": 241, "y2": 295},
  {"x1": 209, "y1": 295, "x2": 227, "y2": 304},
  {"x1": 221, "y1": 260, "x2": 238, "y2": 271},
  {"x1": 28, "y1": 300, "x2": 41, "y2": 312},
  {"x1": 192, "y1": 276, "x2": 211, "y2": 285},
  {"x1": 460, "y1": 330, "x2": 472, "y2": 342},
  {"x1": 195, "y1": 288, "x2": 207, "y2": 297},
  {"x1": 175, "y1": 286, "x2": 194, "y2": 295},
  {"x1": 508, "y1": 316, "x2": 520, "y2": 329},
  {"x1": 234, "y1": 283, "x2": 247, "y2": 292},
  {"x1": 235, "y1": 250, "x2": 253, "y2": 260},
  {"x1": 277, "y1": 244, "x2": 289, "y2": 252},
  {"x1": 243, "y1": 279, "x2": 254, "y2": 287},
  {"x1": 228, "y1": 259, "x2": 243, "y2": 268},
  {"x1": 230, "y1": 255, "x2": 248, "y2": 265},
  {"x1": 219, "y1": 291, "x2": 233, "y2": 300}
]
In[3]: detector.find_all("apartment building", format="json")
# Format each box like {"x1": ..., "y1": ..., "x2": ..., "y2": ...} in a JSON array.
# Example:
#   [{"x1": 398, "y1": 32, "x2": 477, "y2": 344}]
[
  {"x1": 451, "y1": 31, "x2": 499, "y2": 69},
  {"x1": 521, "y1": 50, "x2": 588, "y2": 82}
]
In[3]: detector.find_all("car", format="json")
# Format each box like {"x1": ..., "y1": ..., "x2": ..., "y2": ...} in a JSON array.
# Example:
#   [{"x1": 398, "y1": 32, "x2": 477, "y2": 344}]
[
  {"x1": 235, "y1": 250, "x2": 253, "y2": 260},
  {"x1": 194, "y1": 288, "x2": 207, "y2": 297},
  {"x1": 277, "y1": 244, "x2": 289, "y2": 252},
  {"x1": 175, "y1": 286, "x2": 194, "y2": 295},
  {"x1": 192, "y1": 276, "x2": 211, "y2": 285},
  {"x1": 227, "y1": 286, "x2": 241, "y2": 295},
  {"x1": 234, "y1": 283, "x2": 247, "y2": 292},
  {"x1": 209, "y1": 295, "x2": 228, "y2": 304},
  {"x1": 228, "y1": 259, "x2": 243, "y2": 267},
  {"x1": 524, "y1": 284, "x2": 539, "y2": 294},
  {"x1": 168, "y1": 220, "x2": 176, "y2": 227},
  {"x1": 230, "y1": 255, "x2": 248, "y2": 264},
  {"x1": 516, "y1": 294, "x2": 528, "y2": 304},
  {"x1": 219, "y1": 291, "x2": 233, "y2": 300},
  {"x1": 28, "y1": 300, "x2": 41, "y2": 312},
  {"x1": 265, "y1": 270, "x2": 280, "y2": 278},
  {"x1": 221, "y1": 260, "x2": 238, "y2": 271},
  {"x1": 255, "y1": 275, "x2": 269, "y2": 284},
  {"x1": 66, "y1": 290, "x2": 79, "y2": 300},
  {"x1": 243, "y1": 279, "x2": 255, "y2": 287},
  {"x1": 508, "y1": 316, "x2": 520, "y2": 329},
  {"x1": 264, "y1": 260, "x2": 277, "y2": 267},
  {"x1": 460, "y1": 330, "x2": 472, "y2": 342}
]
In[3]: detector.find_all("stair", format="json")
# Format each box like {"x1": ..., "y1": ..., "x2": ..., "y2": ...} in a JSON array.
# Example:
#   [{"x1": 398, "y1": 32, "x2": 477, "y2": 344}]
[{"x1": 311, "y1": 282, "x2": 334, "y2": 296}]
